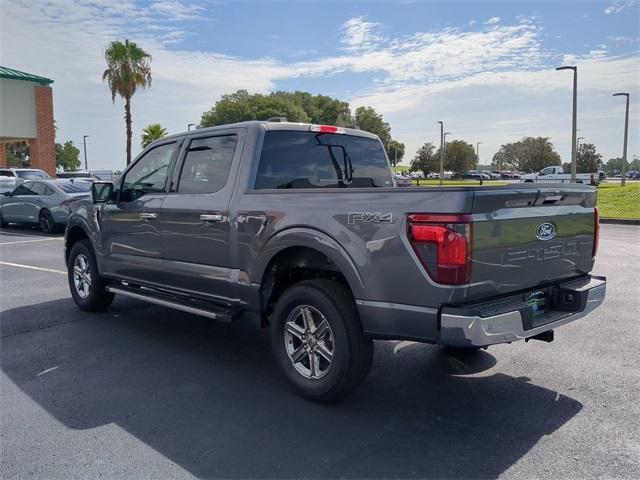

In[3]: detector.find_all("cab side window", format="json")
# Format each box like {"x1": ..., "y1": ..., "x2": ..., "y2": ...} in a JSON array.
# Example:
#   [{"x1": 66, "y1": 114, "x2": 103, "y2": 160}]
[
  {"x1": 177, "y1": 135, "x2": 237, "y2": 194},
  {"x1": 30, "y1": 182, "x2": 52, "y2": 196},
  {"x1": 120, "y1": 142, "x2": 176, "y2": 202},
  {"x1": 13, "y1": 183, "x2": 37, "y2": 196}
]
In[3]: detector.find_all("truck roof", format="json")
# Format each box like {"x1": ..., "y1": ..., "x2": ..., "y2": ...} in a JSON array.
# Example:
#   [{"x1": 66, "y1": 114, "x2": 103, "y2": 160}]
[{"x1": 162, "y1": 120, "x2": 380, "y2": 142}]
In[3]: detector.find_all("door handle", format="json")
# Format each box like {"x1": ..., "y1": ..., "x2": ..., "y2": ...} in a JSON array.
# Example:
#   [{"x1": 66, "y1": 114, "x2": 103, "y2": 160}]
[
  {"x1": 139, "y1": 212, "x2": 158, "y2": 220},
  {"x1": 200, "y1": 214, "x2": 224, "y2": 223}
]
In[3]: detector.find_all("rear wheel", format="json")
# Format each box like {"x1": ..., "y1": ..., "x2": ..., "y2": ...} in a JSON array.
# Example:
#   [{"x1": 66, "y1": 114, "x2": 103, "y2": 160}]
[
  {"x1": 67, "y1": 239, "x2": 114, "y2": 311},
  {"x1": 271, "y1": 279, "x2": 373, "y2": 402},
  {"x1": 39, "y1": 209, "x2": 56, "y2": 233}
]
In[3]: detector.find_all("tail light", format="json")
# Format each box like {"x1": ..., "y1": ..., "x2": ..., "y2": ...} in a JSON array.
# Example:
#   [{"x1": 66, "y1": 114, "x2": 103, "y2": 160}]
[
  {"x1": 593, "y1": 207, "x2": 599, "y2": 258},
  {"x1": 408, "y1": 214, "x2": 473, "y2": 285},
  {"x1": 60, "y1": 199, "x2": 73, "y2": 207}
]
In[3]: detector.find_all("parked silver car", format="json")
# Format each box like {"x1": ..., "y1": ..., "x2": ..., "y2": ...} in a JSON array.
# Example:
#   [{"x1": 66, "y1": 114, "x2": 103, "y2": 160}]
[{"x1": 0, "y1": 179, "x2": 92, "y2": 233}]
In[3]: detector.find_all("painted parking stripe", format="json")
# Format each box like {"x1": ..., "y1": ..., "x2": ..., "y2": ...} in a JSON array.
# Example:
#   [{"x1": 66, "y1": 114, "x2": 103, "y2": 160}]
[
  {"x1": 0, "y1": 231, "x2": 57, "y2": 239},
  {"x1": 0, "y1": 238, "x2": 62, "y2": 245},
  {"x1": 0, "y1": 261, "x2": 66, "y2": 275}
]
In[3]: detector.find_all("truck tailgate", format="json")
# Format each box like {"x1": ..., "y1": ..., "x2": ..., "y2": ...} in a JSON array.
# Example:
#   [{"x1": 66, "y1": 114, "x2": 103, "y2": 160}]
[{"x1": 469, "y1": 185, "x2": 597, "y2": 300}]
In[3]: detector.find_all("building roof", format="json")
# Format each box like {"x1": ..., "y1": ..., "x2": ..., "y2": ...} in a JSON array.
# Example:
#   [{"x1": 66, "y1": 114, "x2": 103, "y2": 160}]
[{"x1": 0, "y1": 66, "x2": 53, "y2": 85}]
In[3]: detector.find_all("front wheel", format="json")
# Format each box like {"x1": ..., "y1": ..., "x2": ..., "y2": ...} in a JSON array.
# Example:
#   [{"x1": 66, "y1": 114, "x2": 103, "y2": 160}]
[
  {"x1": 271, "y1": 279, "x2": 373, "y2": 402},
  {"x1": 67, "y1": 239, "x2": 114, "y2": 311}
]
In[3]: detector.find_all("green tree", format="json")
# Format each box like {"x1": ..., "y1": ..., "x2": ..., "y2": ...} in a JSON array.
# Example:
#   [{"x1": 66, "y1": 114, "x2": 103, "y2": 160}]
[
  {"x1": 4, "y1": 142, "x2": 29, "y2": 167},
  {"x1": 492, "y1": 137, "x2": 561, "y2": 173},
  {"x1": 354, "y1": 106, "x2": 391, "y2": 147},
  {"x1": 576, "y1": 143, "x2": 603, "y2": 173},
  {"x1": 603, "y1": 157, "x2": 622, "y2": 176},
  {"x1": 141, "y1": 123, "x2": 168, "y2": 148},
  {"x1": 387, "y1": 140, "x2": 405, "y2": 166},
  {"x1": 437, "y1": 140, "x2": 476, "y2": 174},
  {"x1": 410, "y1": 142, "x2": 439, "y2": 175},
  {"x1": 103, "y1": 39, "x2": 152, "y2": 165},
  {"x1": 55, "y1": 141, "x2": 81, "y2": 171},
  {"x1": 201, "y1": 90, "x2": 309, "y2": 126}
]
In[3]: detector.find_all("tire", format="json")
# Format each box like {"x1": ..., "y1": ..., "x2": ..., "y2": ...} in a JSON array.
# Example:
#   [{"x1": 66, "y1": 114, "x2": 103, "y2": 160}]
[
  {"x1": 39, "y1": 209, "x2": 57, "y2": 233},
  {"x1": 0, "y1": 211, "x2": 6, "y2": 228},
  {"x1": 67, "y1": 239, "x2": 114, "y2": 311},
  {"x1": 271, "y1": 279, "x2": 374, "y2": 402}
]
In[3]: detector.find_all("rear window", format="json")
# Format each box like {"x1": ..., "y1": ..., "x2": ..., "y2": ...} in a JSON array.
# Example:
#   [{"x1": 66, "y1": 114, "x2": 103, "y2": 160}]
[
  {"x1": 255, "y1": 131, "x2": 392, "y2": 189},
  {"x1": 58, "y1": 182, "x2": 92, "y2": 193},
  {"x1": 16, "y1": 170, "x2": 49, "y2": 179}
]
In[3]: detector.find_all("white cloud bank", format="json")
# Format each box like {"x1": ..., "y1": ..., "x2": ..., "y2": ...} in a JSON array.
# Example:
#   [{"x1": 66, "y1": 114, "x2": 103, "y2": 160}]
[{"x1": 0, "y1": 0, "x2": 638, "y2": 169}]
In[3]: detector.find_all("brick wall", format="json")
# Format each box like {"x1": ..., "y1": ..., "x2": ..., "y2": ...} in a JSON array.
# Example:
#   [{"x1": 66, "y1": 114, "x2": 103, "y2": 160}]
[{"x1": 29, "y1": 85, "x2": 56, "y2": 177}]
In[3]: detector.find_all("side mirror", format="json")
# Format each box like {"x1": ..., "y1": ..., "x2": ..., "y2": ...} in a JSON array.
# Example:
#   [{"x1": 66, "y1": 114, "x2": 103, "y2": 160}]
[
  {"x1": 3, "y1": 191, "x2": 11, "y2": 197},
  {"x1": 91, "y1": 181, "x2": 114, "y2": 204}
]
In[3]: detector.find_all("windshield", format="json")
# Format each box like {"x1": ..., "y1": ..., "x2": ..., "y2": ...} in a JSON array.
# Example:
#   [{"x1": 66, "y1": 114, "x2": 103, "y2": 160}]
[
  {"x1": 255, "y1": 131, "x2": 392, "y2": 189},
  {"x1": 58, "y1": 182, "x2": 92, "y2": 193},
  {"x1": 16, "y1": 170, "x2": 49, "y2": 179}
]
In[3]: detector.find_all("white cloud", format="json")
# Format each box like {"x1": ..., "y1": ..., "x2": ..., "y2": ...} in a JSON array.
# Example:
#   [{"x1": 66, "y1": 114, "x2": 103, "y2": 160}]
[
  {"x1": 149, "y1": 0, "x2": 205, "y2": 20},
  {"x1": 604, "y1": 0, "x2": 638, "y2": 14},
  {"x1": 485, "y1": 16, "x2": 501, "y2": 25},
  {"x1": 341, "y1": 17, "x2": 385, "y2": 52}
]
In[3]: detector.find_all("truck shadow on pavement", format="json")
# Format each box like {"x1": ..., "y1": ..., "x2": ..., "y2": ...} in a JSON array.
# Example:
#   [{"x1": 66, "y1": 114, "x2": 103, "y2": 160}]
[{"x1": 1, "y1": 297, "x2": 583, "y2": 479}]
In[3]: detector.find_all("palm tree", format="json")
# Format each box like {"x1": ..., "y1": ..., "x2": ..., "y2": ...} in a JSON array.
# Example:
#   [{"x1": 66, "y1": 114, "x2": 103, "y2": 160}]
[
  {"x1": 141, "y1": 123, "x2": 168, "y2": 148},
  {"x1": 103, "y1": 39, "x2": 152, "y2": 165}
]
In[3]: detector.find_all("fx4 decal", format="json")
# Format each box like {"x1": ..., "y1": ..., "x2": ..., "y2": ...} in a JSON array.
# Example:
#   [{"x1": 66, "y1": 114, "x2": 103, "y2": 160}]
[{"x1": 348, "y1": 212, "x2": 396, "y2": 225}]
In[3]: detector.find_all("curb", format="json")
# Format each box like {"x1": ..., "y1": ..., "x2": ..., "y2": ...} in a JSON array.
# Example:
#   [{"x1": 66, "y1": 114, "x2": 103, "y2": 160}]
[{"x1": 600, "y1": 218, "x2": 640, "y2": 226}]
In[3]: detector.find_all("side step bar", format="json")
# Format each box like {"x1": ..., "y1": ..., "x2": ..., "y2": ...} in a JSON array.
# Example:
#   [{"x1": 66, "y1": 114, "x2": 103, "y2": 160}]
[{"x1": 107, "y1": 286, "x2": 233, "y2": 321}]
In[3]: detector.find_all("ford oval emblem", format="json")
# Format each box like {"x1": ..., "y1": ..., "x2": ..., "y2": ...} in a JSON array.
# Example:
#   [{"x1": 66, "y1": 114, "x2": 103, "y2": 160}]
[{"x1": 536, "y1": 222, "x2": 556, "y2": 241}]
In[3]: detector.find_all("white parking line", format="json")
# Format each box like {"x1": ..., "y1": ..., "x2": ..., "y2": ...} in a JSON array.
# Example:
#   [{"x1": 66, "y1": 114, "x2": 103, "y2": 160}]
[
  {"x1": 0, "y1": 238, "x2": 62, "y2": 245},
  {"x1": 0, "y1": 261, "x2": 66, "y2": 275},
  {"x1": 0, "y1": 231, "x2": 57, "y2": 239}
]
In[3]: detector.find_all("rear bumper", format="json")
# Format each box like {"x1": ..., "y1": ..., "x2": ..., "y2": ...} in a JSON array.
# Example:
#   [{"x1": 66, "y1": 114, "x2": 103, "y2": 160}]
[{"x1": 439, "y1": 276, "x2": 606, "y2": 347}]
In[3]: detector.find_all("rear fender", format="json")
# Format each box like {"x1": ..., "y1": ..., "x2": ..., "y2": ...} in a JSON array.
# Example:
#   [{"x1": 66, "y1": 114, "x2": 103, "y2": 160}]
[{"x1": 251, "y1": 227, "x2": 365, "y2": 298}]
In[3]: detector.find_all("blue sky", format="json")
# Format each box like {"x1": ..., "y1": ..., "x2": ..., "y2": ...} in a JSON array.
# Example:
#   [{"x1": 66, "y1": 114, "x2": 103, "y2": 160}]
[{"x1": 1, "y1": 0, "x2": 639, "y2": 170}]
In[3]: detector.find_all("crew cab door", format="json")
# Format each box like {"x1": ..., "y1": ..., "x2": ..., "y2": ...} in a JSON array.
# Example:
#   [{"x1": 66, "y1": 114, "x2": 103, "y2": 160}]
[
  {"x1": 159, "y1": 129, "x2": 244, "y2": 304},
  {"x1": 98, "y1": 140, "x2": 181, "y2": 284}
]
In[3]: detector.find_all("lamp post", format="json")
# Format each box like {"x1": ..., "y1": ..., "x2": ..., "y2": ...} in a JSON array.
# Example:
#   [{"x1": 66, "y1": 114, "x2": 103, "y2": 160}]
[
  {"x1": 187, "y1": 123, "x2": 196, "y2": 131},
  {"x1": 613, "y1": 92, "x2": 629, "y2": 186},
  {"x1": 82, "y1": 135, "x2": 89, "y2": 171},
  {"x1": 476, "y1": 141, "x2": 482, "y2": 167},
  {"x1": 437, "y1": 121, "x2": 444, "y2": 185},
  {"x1": 556, "y1": 65, "x2": 578, "y2": 182}
]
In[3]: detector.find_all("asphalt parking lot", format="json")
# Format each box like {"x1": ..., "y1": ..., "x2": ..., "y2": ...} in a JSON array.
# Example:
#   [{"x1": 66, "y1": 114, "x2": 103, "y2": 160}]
[{"x1": 1, "y1": 224, "x2": 639, "y2": 479}]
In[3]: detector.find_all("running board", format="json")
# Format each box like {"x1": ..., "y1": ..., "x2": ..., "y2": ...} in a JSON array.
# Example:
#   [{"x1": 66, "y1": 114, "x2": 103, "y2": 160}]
[{"x1": 107, "y1": 286, "x2": 233, "y2": 321}]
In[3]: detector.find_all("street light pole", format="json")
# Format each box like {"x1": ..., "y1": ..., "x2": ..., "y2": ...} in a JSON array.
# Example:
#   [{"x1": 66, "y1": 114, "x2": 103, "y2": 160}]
[
  {"x1": 476, "y1": 141, "x2": 482, "y2": 167},
  {"x1": 556, "y1": 65, "x2": 578, "y2": 182},
  {"x1": 437, "y1": 121, "x2": 444, "y2": 186},
  {"x1": 613, "y1": 92, "x2": 629, "y2": 186},
  {"x1": 82, "y1": 135, "x2": 89, "y2": 171}
]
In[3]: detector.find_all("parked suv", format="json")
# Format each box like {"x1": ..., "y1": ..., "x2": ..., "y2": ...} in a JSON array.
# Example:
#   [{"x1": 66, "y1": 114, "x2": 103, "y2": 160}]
[{"x1": 65, "y1": 120, "x2": 606, "y2": 401}]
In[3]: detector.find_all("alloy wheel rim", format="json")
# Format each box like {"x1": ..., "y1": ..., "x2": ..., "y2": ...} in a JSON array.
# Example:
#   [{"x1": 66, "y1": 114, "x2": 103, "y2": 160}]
[
  {"x1": 284, "y1": 305, "x2": 335, "y2": 380},
  {"x1": 73, "y1": 254, "x2": 92, "y2": 298}
]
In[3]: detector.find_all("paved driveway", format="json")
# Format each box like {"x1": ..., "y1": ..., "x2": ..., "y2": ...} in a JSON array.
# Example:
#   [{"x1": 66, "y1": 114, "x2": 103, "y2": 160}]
[{"x1": 1, "y1": 224, "x2": 638, "y2": 479}]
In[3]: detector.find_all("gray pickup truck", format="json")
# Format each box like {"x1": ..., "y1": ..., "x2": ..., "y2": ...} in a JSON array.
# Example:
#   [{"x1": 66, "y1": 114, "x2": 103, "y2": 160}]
[{"x1": 65, "y1": 120, "x2": 606, "y2": 401}]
